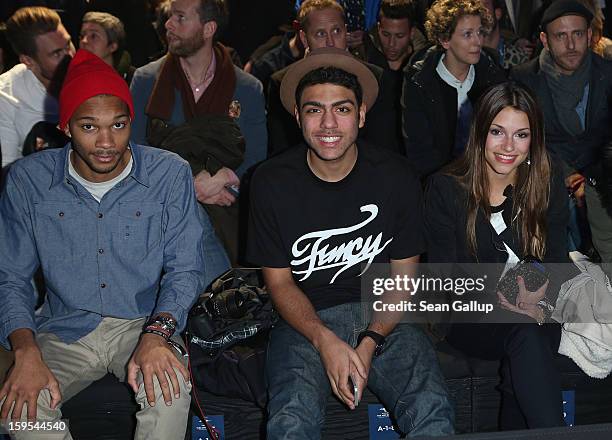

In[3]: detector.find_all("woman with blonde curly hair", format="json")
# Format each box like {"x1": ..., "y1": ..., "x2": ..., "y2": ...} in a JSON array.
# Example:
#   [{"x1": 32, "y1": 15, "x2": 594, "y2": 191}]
[
  {"x1": 401, "y1": 0, "x2": 506, "y2": 178},
  {"x1": 578, "y1": 0, "x2": 612, "y2": 58}
]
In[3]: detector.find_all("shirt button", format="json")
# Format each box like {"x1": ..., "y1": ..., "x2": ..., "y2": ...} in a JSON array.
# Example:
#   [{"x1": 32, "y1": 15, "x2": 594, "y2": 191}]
[
  {"x1": 98, "y1": 249, "x2": 104, "y2": 254},
  {"x1": 136, "y1": 211, "x2": 141, "y2": 217},
  {"x1": 100, "y1": 283, "x2": 106, "y2": 288},
  {"x1": 58, "y1": 212, "x2": 64, "y2": 217},
  {"x1": 97, "y1": 213, "x2": 103, "y2": 218}
]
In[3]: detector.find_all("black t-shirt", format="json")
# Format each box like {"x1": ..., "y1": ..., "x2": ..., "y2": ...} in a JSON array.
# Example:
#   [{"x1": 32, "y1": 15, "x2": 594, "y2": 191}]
[{"x1": 247, "y1": 143, "x2": 425, "y2": 311}]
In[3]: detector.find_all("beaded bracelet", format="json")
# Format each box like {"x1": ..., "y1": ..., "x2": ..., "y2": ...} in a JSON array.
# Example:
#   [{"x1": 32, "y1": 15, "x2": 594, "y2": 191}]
[{"x1": 143, "y1": 315, "x2": 177, "y2": 340}]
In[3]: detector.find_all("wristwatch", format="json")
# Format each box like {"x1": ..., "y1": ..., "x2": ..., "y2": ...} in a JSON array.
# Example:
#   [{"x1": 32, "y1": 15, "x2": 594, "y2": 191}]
[
  {"x1": 143, "y1": 314, "x2": 177, "y2": 340},
  {"x1": 537, "y1": 298, "x2": 555, "y2": 325},
  {"x1": 357, "y1": 330, "x2": 386, "y2": 357}
]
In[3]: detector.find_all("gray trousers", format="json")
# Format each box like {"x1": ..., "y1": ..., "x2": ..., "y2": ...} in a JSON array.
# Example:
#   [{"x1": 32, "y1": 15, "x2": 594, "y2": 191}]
[
  {"x1": 586, "y1": 184, "x2": 612, "y2": 278},
  {"x1": 3, "y1": 317, "x2": 191, "y2": 440}
]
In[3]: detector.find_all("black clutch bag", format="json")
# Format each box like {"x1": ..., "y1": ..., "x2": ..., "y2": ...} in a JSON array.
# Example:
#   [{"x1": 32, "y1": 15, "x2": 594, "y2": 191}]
[{"x1": 496, "y1": 256, "x2": 549, "y2": 305}]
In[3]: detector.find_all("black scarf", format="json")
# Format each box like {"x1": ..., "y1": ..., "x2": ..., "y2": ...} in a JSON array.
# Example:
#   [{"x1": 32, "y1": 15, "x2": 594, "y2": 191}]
[{"x1": 539, "y1": 48, "x2": 592, "y2": 136}]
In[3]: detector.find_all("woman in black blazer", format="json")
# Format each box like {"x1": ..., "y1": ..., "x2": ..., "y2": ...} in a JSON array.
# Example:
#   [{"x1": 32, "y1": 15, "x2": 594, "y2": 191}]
[{"x1": 424, "y1": 82, "x2": 575, "y2": 430}]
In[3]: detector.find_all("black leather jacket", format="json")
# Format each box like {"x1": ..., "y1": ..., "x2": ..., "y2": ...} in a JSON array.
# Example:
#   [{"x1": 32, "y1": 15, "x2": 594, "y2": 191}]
[{"x1": 402, "y1": 47, "x2": 507, "y2": 178}]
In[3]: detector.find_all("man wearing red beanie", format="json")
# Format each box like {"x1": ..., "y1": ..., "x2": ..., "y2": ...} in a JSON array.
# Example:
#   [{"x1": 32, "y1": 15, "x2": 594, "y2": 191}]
[{"x1": 0, "y1": 49, "x2": 225, "y2": 439}]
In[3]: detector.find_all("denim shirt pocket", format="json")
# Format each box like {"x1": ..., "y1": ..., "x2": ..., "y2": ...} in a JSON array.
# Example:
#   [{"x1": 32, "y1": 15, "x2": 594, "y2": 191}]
[
  {"x1": 117, "y1": 201, "x2": 164, "y2": 261},
  {"x1": 33, "y1": 201, "x2": 88, "y2": 263}
]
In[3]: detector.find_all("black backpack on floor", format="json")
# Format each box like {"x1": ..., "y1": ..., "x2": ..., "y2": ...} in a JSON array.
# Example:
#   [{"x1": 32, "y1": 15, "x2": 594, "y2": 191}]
[{"x1": 187, "y1": 268, "x2": 276, "y2": 407}]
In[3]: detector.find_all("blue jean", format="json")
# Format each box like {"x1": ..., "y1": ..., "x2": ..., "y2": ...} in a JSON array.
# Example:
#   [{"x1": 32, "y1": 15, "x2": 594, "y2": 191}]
[
  {"x1": 266, "y1": 302, "x2": 455, "y2": 439},
  {"x1": 198, "y1": 204, "x2": 231, "y2": 288}
]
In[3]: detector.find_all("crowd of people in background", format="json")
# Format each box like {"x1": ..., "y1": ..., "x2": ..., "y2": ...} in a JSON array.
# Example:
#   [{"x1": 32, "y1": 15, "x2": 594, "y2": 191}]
[
  {"x1": 1, "y1": 0, "x2": 612, "y2": 438},
  {"x1": 3, "y1": 0, "x2": 610, "y2": 269}
]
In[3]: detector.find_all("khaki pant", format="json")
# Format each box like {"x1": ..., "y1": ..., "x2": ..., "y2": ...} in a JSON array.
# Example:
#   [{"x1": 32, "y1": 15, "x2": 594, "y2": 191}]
[{"x1": 3, "y1": 317, "x2": 191, "y2": 440}]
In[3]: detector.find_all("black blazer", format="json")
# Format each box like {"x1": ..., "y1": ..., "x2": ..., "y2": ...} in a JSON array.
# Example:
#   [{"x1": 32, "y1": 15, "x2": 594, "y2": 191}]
[
  {"x1": 423, "y1": 163, "x2": 575, "y2": 302},
  {"x1": 510, "y1": 54, "x2": 612, "y2": 178}
]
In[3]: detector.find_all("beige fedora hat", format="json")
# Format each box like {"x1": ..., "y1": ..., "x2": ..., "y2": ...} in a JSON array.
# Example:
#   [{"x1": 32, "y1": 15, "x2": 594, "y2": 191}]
[{"x1": 280, "y1": 47, "x2": 379, "y2": 114}]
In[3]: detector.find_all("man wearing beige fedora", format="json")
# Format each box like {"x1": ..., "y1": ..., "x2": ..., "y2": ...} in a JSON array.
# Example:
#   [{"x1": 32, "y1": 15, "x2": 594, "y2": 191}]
[{"x1": 247, "y1": 47, "x2": 454, "y2": 439}]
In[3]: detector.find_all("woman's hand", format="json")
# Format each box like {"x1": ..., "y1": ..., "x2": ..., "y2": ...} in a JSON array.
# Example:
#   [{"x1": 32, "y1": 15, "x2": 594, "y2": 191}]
[{"x1": 497, "y1": 276, "x2": 548, "y2": 322}]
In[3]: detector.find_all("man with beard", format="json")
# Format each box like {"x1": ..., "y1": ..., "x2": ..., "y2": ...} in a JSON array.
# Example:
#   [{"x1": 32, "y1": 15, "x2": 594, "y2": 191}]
[
  {"x1": 130, "y1": 0, "x2": 266, "y2": 264},
  {"x1": 511, "y1": 0, "x2": 612, "y2": 276},
  {"x1": 364, "y1": 0, "x2": 424, "y2": 72},
  {"x1": 0, "y1": 49, "x2": 206, "y2": 440},
  {"x1": 361, "y1": 0, "x2": 429, "y2": 155},
  {"x1": 0, "y1": 7, "x2": 75, "y2": 169}
]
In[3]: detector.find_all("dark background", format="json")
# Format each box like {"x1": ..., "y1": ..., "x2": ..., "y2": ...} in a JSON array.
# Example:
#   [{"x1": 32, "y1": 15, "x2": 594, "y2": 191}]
[{"x1": 0, "y1": 0, "x2": 296, "y2": 67}]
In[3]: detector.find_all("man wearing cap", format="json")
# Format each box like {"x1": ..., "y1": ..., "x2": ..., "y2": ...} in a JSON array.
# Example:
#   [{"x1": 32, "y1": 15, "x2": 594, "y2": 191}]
[
  {"x1": 0, "y1": 6, "x2": 75, "y2": 169},
  {"x1": 0, "y1": 50, "x2": 211, "y2": 439},
  {"x1": 247, "y1": 47, "x2": 454, "y2": 439},
  {"x1": 510, "y1": 0, "x2": 612, "y2": 275}
]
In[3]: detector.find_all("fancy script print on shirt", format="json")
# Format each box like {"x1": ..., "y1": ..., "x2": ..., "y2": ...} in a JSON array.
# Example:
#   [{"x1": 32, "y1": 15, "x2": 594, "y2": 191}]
[{"x1": 290, "y1": 204, "x2": 393, "y2": 283}]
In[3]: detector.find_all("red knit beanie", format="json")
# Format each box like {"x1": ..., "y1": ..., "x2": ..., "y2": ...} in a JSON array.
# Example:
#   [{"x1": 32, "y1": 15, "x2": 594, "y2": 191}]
[{"x1": 59, "y1": 49, "x2": 134, "y2": 130}]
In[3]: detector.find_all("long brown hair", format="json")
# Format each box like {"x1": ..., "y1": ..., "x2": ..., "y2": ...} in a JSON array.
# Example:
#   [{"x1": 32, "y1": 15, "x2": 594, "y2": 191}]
[{"x1": 444, "y1": 82, "x2": 551, "y2": 259}]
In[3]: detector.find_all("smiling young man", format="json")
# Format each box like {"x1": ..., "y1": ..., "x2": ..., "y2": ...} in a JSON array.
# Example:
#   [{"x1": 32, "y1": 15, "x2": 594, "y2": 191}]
[
  {"x1": 0, "y1": 50, "x2": 214, "y2": 440},
  {"x1": 0, "y1": 6, "x2": 75, "y2": 168},
  {"x1": 510, "y1": 0, "x2": 612, "y2": 277},
  {"x1": 267, "y1": 0, "x2": 349, "y2": 156},
  {"x1": 267, "y1": 0, "x2": 405, "y2": 156},
  {"x1": 401, "y1": 0, "x2": 506, "y2": 178},
  {"x1": 248, "y1": 47, "x2": 454, "y2": 439}
]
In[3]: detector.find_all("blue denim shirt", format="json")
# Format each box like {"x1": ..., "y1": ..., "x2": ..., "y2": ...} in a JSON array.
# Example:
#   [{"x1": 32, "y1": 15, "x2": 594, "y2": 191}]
[{"x1": 0, "y1": 143, "x2": 222, "y2": 349}]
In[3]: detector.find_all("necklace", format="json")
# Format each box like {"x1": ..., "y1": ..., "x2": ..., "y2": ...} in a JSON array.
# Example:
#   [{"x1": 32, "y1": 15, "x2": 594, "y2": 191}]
[{"x1": 182, "y1": 65, "x2": 206, "y2": 93}]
